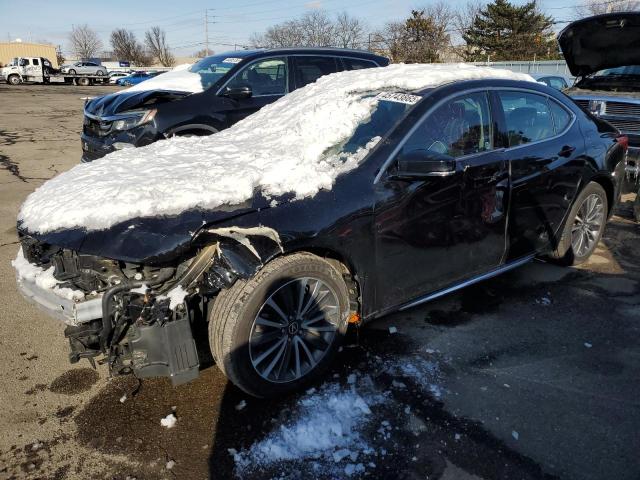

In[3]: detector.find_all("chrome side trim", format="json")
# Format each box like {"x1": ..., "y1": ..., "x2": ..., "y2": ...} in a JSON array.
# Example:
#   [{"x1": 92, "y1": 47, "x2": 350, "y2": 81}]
[{"x1": 398, "y1": 254, "x2": 535, "y2": 311}]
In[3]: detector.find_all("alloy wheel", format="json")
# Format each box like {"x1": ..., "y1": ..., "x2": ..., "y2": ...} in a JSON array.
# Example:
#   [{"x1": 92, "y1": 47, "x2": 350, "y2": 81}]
[
  {"x1": 571, "y1": 193, "x2": 605, "y2": 257},
  {"x1": 249, "y1": 277, "x2": 340, "y2": 383}
]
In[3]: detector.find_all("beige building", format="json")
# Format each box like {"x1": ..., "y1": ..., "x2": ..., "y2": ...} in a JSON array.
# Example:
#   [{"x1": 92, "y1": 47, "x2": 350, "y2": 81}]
[{"x1": 0, "y1": 42, "x2": 58, "y2": 67}]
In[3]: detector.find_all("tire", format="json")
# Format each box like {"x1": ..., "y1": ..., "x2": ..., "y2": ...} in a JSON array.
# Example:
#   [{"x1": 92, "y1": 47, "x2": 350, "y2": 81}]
[
  {"x1": 96, "y1": 70, "x2": 105, "y2": 76},
  {"x1": 68, "y1": 69, "x2": 76, "y2": 75},
  {"x1": 208, "y1": 252, "x2": 350, "y2": 398},
  {"x1": 78, "y1": 77, "x2": 90, "y2": 86},
  {"x1": 549, "y1": 181, "x2": 608, "y2": 266},
  {"x1": 8, "y1": 75, "x2": 20, "y2": 85}
]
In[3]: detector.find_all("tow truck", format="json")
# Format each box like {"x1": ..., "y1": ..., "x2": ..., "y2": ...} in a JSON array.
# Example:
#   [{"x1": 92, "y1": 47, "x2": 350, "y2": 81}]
[{"x1": 0, "y1": 57, "x2": 109, "y2": 86}]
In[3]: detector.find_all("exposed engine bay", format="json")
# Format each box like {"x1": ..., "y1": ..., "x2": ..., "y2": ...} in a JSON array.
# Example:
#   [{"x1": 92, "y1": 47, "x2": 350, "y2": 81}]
[{"x1": 15, "y1": 227, "x2": 283, "y2": 385}]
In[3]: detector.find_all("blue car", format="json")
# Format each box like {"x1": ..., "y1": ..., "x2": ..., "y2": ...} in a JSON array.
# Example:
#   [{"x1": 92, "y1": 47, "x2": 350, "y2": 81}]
[{"x1": 116, "y1": 71, "x2": 162, "y2": 86}]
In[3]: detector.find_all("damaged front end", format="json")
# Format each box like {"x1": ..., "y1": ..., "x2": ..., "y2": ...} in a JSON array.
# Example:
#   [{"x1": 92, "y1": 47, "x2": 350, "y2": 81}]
[{"x1": 14, "y1": 226, "x2": 283, "y2": 386}]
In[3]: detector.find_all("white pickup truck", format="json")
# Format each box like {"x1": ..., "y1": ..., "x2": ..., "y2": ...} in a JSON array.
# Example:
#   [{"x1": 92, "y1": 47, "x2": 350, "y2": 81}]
[{"x1": 1, "y1": 57, "x2": 109, "y2": 86}]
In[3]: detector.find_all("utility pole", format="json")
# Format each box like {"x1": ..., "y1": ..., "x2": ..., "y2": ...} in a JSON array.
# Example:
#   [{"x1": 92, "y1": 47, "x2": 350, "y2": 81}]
[{"x1": 204, "y1": 10, "x2": 209, "y2": 56}]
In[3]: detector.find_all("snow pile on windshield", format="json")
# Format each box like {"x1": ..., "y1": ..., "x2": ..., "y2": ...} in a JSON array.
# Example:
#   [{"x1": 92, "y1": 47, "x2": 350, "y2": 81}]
[
  {"x1": 19, "y1": 64, "x2": 533, "y2": 234},
  {"x1": 12, "y1": 248, "x2": 84, "y2": 301},
  {"x1": 123, "y1": 63, "x2": 201, "y2": 94}
]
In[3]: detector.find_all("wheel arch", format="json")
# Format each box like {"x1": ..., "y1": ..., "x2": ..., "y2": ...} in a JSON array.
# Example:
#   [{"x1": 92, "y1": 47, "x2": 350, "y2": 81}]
[{"x1": 165, "y1": 124, "x2": 219, "y2": 138}]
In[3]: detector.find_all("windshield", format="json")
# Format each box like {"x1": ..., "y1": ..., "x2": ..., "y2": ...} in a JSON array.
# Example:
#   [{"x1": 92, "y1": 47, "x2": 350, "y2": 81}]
[
  {"x1": 323, "y1": 91, "x2": 420, "y2": 160},
  {"x1": 189, "y1": 55, "x2": 243, "y2": 89},
  {"x1": 592, "y1": 65, "x2": 640, "y2": 77}
]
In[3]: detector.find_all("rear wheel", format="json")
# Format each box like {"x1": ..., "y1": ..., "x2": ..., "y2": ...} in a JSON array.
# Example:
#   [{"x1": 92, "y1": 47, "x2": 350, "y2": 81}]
[
  {"x1": 208, "y1": 253, "x2": 349, "y2": 398},
  {"x1": 77, "y1": 77, "x2": 91, "y2": 86},
  {"x1": 96, "y1": 70, "x2": 105, "y2": 76},
  {"x1": 549, "y1": 181, "x2": 608, "y2": 265},
  {"x1": 68, "y1": 69, "x2": 76, "y2": 75}
]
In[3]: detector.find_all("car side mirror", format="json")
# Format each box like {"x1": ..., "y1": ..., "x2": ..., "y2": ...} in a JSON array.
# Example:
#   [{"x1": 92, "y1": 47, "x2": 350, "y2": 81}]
[
  {"x1": 394, "y1": 149, "x2": 456, "y2": 178},
  {"x1": 223, "y1": 86, "x2": 252, "y2": 99}
]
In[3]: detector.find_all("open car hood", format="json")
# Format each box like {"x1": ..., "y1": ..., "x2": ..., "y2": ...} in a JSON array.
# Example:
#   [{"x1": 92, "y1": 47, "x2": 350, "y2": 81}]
[
  {"x1": 558, "y1": 12, "x2": 640, "y2": 77},
  {"x1": 85, "y1": 89, "x2": 191, "y2": 117}
]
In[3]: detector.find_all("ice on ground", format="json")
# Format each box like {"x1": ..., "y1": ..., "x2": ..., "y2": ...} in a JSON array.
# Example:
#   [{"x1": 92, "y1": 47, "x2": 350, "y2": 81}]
[
  {"x1": 160, "y1": 413, "x2": 177, "y2": 429},
  {"x1": 584, "y1": 342, "x2": 593, "y2": 348},
  {"x1": 12, "y1": 248, "x2": 85, "y2": 301},
  {"x1": 19, "y1": 64, "x2": 533, "y2": 234},
  {"x1": 119, "y1": 394, "x2": 127, "y2": 404},
  {"x1": 388, "y1": 326, "x2": 398, "y2": 334},
  {"x1": 165, "y1": 460, "x2": 176, "y2": 470}
]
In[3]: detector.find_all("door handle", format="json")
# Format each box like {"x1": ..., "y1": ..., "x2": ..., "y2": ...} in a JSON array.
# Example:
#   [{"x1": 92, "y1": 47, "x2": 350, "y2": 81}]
[{"x1": 558, "y1": 146, "x2": 576, "y2": 158}]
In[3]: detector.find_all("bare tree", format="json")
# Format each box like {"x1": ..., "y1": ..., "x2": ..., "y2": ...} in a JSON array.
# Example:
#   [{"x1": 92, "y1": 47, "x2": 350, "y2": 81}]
[
  {"x1": 250, "y1": 20, "x2": 305, "y2": 48},
  {"x1": 334, "y1": 12, "x2": 367, "y2": 48},
  {"x1": 575, "y1": 0, "x2": 640, "y2": 17},
  {"x1": 110, "y1": 29, "x2": 147, "y2": 64},
  {"x1": 144, "y1": 26, "x2": 175, "y2": 67},
  {"x1": 69, "y1": 24, "x2": 103, "y2": 60},
  {"x1": 300, "y1": 10, "x2": 336, "y2": 46},
  {"x1": 193, "y1": 48, "x2": 210, "y2": 58},
  {"x1": 370, "y1": 21, "x2": 405, "y2": 61}
]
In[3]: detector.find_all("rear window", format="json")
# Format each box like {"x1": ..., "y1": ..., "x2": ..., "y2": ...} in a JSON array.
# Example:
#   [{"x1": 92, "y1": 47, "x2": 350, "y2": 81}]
[
  {"x1": 293, "y1": 56, "x2": 338, "y2": 89},
  {"x1": 499, "y1": 91, "x2": 555, "y2": 147},
  {"x1": 343, "y1": 58, "x2": 377, "y2": 71},
  {"x1": 548, "y1": 100, "x2": 572, "y2": 133}
]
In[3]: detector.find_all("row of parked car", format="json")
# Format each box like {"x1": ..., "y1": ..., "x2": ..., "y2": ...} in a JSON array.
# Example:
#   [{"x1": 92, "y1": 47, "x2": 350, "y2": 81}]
[
  {"x1": 13, "y1": 13, "x2": 640, "y2": 398},
  {"x1": 108, "y1": 70, "x2": 165, "y2": 85}
]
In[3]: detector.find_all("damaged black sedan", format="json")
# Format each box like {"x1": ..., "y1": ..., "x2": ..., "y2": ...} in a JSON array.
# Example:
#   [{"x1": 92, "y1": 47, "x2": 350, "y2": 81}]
[{"x1": 13, "y1": 64, "x2": 627, "y2": 397}]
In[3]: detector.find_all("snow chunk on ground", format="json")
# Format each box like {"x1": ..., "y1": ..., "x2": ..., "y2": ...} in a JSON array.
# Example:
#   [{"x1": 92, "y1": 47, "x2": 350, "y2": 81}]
[
  {"x1": 12, "y1": 248, "x2": 85, "y2": 301},
  {"x1": 19, "y1": 64, "x2": 533, "y2": 234},
  {"x1": 232, "y1": 383, "x2": 382, "y2": 472},
  {"x1": 160, "y1": 413, "x2": 177, "y2": 429}
]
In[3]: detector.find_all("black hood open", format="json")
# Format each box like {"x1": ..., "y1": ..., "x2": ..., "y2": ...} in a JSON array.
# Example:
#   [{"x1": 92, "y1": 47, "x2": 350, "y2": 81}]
[
  {"x1": 558, "y1": 12, "x2": 640, "y2": 78},
  {"x1": 85, "y1": 89, "x2": 191, "y2": 117}
]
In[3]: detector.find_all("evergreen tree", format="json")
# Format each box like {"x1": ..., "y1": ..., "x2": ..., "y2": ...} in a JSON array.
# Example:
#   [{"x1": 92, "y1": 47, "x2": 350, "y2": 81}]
[{"x1": 462, "y1": 0, "x2": 559, "y2": 61}]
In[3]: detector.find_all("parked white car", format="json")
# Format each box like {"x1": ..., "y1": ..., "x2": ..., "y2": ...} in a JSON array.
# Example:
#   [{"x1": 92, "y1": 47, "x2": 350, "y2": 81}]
[
  {"x1": 61, "y1": 62, "x2": 108, "y2": 76},
  {"x1": 108, "y1": 72, "x2": 129, "y2": 84}
]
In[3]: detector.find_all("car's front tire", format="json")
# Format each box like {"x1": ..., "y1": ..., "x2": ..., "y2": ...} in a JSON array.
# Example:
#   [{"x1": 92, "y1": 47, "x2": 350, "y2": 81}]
[
  {"x1": 208, "y1": 252, "x2": 349, "y2": 398},
  {"x1": 550, "y1": 181, "x2": 608, "y2": 265}
]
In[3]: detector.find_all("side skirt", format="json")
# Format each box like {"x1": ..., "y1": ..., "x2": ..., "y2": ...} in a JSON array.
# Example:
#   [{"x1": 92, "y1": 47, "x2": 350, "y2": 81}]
[{"x1": 396, "y1": 254, "x2": 536, "y2": 313}]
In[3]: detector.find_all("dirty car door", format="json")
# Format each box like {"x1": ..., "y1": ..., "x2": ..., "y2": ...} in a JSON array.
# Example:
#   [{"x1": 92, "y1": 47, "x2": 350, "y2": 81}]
[{"x1": 374, "y1": 90, "x2": 509, "y2": 311}]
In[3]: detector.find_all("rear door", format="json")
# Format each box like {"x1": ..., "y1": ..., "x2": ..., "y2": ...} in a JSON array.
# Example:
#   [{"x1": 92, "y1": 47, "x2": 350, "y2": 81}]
[
  {"x1": 374, "y1": 90, "x2": 509, "y2": 310},
  {"x1": 495, "y1": 90, "x2": 584, "y2": 258},
  {"x1": 219, "y1": 56, "x2": 289, "y2": 126}
]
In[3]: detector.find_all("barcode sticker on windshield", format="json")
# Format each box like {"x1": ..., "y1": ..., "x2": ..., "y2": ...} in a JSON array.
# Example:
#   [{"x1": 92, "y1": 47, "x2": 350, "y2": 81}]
[
  {"x1": 223, "y1": 57, "x2": 243, "y2": 64},
  {"x1": 376, "y1": 92, "x2": 421, "y2": 105}
]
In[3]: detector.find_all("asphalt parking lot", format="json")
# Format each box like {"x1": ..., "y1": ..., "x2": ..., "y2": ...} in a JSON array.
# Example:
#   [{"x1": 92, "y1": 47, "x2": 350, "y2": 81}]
[{"x1": 0, "y1": 83, "x2": 639, "y2": 480}]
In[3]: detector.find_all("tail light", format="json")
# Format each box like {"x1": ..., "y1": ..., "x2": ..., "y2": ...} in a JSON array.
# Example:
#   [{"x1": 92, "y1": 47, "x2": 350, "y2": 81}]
[{"x1": 617, "y1": 134, "x2": 629, "y2": 151}]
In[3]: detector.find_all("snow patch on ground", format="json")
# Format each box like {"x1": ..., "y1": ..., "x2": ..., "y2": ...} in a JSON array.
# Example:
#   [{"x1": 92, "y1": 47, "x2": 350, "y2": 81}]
[
  {"x1": 160, "y1": 413, "x2": 177, "y2": 429},
  {"x1": 19, "y1": 64, "x2": 533, "y2": 234},
  {"x1": 231, "y1": 353, "x2": 446, "y2": 478},
  {"x1": 12, "y1": 248, "x2": 85, "y2": 301}
]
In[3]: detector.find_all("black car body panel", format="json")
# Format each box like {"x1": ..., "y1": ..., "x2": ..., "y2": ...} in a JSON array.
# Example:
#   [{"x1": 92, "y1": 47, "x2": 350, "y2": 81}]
[
  {"x1": 81, "y1": 48, "x2": 389, "y2": 162},
  {"x1": 558, "y1": 12, "x2": 640, "y2": 78}
]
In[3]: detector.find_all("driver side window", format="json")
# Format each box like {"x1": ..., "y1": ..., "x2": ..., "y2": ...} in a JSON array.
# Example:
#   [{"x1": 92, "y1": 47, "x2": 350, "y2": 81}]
[
  {"x1": 225, "y1": 57, "x2": 288, "y2": 96},
  {"x1": 402, "y1": 91, "x2": 493, "y2": 158}
]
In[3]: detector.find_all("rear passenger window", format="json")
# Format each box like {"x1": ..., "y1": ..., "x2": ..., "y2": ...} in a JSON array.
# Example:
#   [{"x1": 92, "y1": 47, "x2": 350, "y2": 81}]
[
  {"x1": 293, "y1": 56, "x2": 338, "y2": 89},
  {"x1": 33, "y1": 59, "x2": 39, "y2": 66},
  {"x1": 499, "y1": 92, "x2": 555, "y2": 147},
  {"x1": 549, "y1": 100, "x2": 572, "y2": 134},
  {"x1": 343, "y1": 58, "x2": 376, "y2": 70}
]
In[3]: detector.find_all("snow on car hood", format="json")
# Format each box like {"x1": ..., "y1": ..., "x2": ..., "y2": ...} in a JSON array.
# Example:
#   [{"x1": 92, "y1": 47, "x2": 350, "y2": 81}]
[
  {"x1": 18, "y1": 64, "x2": 533, "y2": 234},
  {"x1": 118, "y1": 63, "x2": 202, "y2": 94}
]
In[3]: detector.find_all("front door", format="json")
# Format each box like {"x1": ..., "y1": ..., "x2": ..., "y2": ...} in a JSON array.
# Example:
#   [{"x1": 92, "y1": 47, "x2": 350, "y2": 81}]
[
  {"x1": 219, "y1": 57, "x2": 288, "y2": 126},
  {"x1": 495, "y1": 90, "x2": 584, "y2": 258},
  {"x1": 374, "y1": 90, "x2": 509, "y2": 311}
]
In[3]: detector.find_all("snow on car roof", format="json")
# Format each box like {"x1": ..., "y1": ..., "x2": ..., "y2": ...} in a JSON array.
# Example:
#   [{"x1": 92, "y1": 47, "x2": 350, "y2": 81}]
[{"x1": 18, "y1": 64, "x2": 533, "y2": 234}]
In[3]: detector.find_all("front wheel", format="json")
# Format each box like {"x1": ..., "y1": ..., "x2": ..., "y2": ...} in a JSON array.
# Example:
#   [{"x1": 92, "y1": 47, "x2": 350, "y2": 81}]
[
  {"x1": 549, "y1": 181, "x2": 608, "y2": 265},
  {"x1": 208, "y1": 253, "x2": 350, "y2": 398},
  {"x1": 8, "y1": 74, "x2": 20, "y2": 85}
]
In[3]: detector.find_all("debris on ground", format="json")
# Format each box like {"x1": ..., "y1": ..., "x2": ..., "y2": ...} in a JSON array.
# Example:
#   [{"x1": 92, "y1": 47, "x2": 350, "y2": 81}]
[{"x1": 160, "y1": 413, "x2": 177, "y2": 429}]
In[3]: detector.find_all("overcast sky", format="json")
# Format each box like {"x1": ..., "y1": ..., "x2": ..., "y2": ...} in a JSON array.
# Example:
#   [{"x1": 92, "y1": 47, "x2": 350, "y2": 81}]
[{"x1": 0, "y1": 0, "x2": 580, "y2": 58}]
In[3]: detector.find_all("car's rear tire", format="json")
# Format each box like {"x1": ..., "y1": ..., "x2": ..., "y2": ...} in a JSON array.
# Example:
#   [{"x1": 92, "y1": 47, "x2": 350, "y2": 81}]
[
  {"x1": 208, "y1": 252, "x2": 349, "y2": 398},
  {"x1": 96, "y1": 70, "x2": 105, "y2": 76},
  {"x1": 68, "y1": 69, "x2": 76, "y2": 75},
  {"x1": 77, "y1": 77, "x2": 91, "y2": 86},
  {"x1": 549, "y1": 181, "x2": 608, "y2": 266}
]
